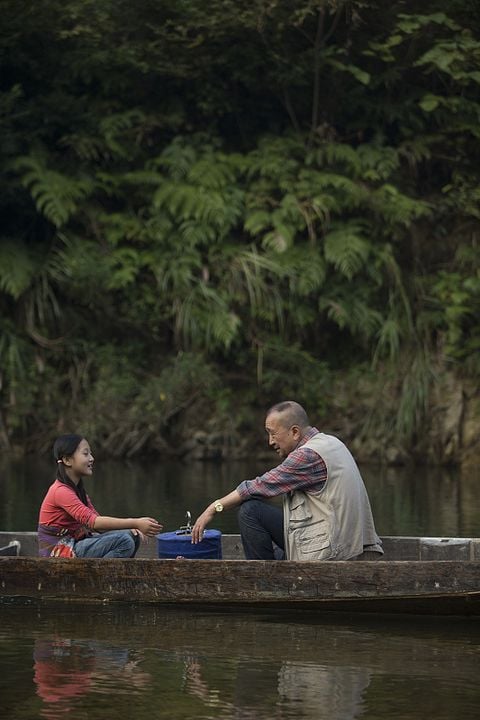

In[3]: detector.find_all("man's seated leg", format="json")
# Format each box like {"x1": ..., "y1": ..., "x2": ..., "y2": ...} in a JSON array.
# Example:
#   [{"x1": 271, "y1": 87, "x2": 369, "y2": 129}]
[{"x1": 237, "y1": 499, "x2": 284, "y2": 560}]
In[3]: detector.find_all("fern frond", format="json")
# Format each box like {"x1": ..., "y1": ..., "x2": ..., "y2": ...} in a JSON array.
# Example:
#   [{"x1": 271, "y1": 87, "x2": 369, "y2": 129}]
[
  {"x1": 314, "y1": 143, "x2": 362, "y2": 176},
  {"x1": 0, "y1": 239, "x2": 35, "y2": 298},
  {"x1": 123, "y1": 170, "x2": 164, "y2": 186},
  {"x1": 174, "y1": 284, "x2": 240, "y2": 351},
  {"x1": 321, "y1": 296, "x2": 382, "y2": 338},
  {"x1": 286, "y1": 248, "x2": 327, "y2": 296},
  {"x1": 370, "y1": 185, "x2": 432, "y2": 226},
  {"x1": 299, "y1": 170, "x2": 368, "y2": 209},
  {"x1": 179, "y1": 221, "x2": 217, "y2": 247},
  {"x1": 397, "y1": 136, "x2": 436, "y2": 167},
  {"x1": 357, "y1": 145, "x2": 400, "y2": 182},
  {"x1": 97, "y1": 212, "x2": 145, "y2": 246},
  {"x1": 99, "y1": 109, "x2": 146, "y2": 158},
  {"x1": 188, "y1": 157, "x2": 236, "y2": 188},
  {"x1": 59, "y1": 134, "x2": 106, "y2": 161},
  {"x1": 13, "y1": 154, "x2": 93, "y2": 227},
  {"x1": 0, "y1": 324, "x2": 28, "y2": 383},
  {"x1": 244, "y1": 210, "x2": 271, "y2": 235},
  {"x1": 324, "y1": 223, "x2": 371, "y2": 279},
  {"x1": 210, "y1": 245, "x2": 286, "y2": 330},
  {"x1": 152, "y1": 141, "x2": 197, "y2": 180},
  {"x1": 245, "y1": 136, "x2": 302, "y2": 179},
  {"x1": 153, "y1": 176, "x2": 243, "y2": 233},
  {"x1": 153, "y1": 246, "x2": 201, "y2": 294}
]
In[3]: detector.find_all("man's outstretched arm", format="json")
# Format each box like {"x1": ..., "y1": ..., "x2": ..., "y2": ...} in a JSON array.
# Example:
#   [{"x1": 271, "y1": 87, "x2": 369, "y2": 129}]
[{"x1": 191, "y1": 490, "x2": 243, "y2": 544}]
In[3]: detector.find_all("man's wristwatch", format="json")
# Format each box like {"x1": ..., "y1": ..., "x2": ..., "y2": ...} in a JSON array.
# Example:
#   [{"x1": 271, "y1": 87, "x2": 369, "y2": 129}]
[{"x1": 213, "y1": 500, "x2": 224, "y2": 513}]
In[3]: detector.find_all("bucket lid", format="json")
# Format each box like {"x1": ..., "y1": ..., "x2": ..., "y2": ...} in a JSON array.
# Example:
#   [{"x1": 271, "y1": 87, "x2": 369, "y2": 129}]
[{"x1": 156, "y1": 529, "x2": 222, "y2": 543}]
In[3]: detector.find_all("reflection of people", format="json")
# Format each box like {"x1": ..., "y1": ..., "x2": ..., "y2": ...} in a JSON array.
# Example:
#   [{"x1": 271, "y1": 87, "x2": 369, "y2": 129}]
[
  {"x1": 277, "y1": 661, "x2": 371, "y2": 720},
  {"x1": 38, "y1": 434, "x2": 162, "y2": 558},
  {"x1": 34, "y1": 638, "x2": 94, "y2": 719},
  {"x1": 88, "y1": 645, "x2": 151, "y2": 693},
  {"x1": 192, "y1": 401, "x2": 383, "y2": 560},
  {"x1": 181, "y1": 653, "x2": 371, "y2": 720},
  {"x1": 33, "y1": 637, "x2": 152, "y2": 719}
]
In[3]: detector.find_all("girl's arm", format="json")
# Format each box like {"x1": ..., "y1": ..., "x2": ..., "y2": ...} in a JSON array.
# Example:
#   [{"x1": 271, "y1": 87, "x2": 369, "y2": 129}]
[{"x1": 92, "y1": 516, "x2": 163, "y2": 536}]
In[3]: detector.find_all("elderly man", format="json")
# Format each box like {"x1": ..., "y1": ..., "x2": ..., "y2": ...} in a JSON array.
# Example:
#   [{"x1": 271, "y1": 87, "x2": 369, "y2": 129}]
[{"x1": 191, "y1": 401, "x2": 383, "y2": 561}]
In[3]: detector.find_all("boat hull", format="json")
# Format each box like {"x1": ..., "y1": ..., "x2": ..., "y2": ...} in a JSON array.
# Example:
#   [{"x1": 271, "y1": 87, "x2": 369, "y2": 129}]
[{"x1": 1, "y1": 557, "x2": 480, "y2": 616}]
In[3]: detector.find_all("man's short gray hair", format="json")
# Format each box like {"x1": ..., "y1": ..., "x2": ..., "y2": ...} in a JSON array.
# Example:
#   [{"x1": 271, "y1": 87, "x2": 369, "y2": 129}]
[{"x1": 266, "y1": 401, "x2": 310, "y2": 429}]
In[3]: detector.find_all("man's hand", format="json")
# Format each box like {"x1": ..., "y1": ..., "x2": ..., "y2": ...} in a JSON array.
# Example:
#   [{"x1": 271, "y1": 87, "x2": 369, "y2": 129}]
[{"x1": 191, "y1": 506, "x2": 215, "y2": 544}]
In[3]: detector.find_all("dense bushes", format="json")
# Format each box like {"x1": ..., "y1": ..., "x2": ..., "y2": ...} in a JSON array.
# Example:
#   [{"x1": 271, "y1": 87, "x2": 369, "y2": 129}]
[{"x1": 0, "y1": 1, "x2": 479, "y2": 458}]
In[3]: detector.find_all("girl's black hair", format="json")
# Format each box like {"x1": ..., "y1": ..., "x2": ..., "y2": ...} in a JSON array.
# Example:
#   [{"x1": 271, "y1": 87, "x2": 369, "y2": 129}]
[{"x1": 53, "y1": 433, "x2": 89, "y2": 506}]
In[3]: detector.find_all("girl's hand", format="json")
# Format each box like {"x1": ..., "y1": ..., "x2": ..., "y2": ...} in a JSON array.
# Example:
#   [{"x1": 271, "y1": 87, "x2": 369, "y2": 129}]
[
  {"x1": 131, "y1": 529, "x2": 147, "y2": 543},
  {"x1": 136, "y1": 517, "x2": 163, "y2": 536}
]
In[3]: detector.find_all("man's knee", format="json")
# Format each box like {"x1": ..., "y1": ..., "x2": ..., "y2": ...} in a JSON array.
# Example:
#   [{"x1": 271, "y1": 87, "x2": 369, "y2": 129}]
[{"x1": 238, "y1": 499, "x2": 262, "y2": 525}]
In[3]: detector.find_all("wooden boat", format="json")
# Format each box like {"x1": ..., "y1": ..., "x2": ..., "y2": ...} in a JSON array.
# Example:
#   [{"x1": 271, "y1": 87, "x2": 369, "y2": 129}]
[{"x1": 1, "y1": 531, "x2": 480, "y2": 616}]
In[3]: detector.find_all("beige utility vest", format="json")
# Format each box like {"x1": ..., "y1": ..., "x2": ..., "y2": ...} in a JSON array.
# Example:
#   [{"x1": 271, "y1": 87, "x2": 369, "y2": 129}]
[{"x1": 283, "y1": 433, "x2": 383, "y2": 561}]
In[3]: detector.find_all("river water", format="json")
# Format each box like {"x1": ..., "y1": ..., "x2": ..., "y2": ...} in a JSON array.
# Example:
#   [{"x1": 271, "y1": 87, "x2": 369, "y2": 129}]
[
  {"x1": 1, "y1": 604, "x2": 479, "y2": 720},
  {"x1": 1, "y1": 455, "x2": 480, "y2": 536},
  {"x1": 1, "y1": 457, "x2": 480, "y2": 719}
]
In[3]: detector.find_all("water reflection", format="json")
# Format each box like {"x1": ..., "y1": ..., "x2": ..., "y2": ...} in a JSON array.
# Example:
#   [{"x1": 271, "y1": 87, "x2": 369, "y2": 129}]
[
  {"x1": 0, "y1": 605, "x2": 478, "y2": 720},
  {"x1": 34, "y1": 638, "x2": 95, "y2": 718},
  {"x1": 34, "y1": 637, "x2": 151, "y2": 719},
  {"x1": 30, "y1": 620, "x2": 374, "y2": 720},
  {"x1": 177, "y1": 655, "x2": 371, "y2": 720}
]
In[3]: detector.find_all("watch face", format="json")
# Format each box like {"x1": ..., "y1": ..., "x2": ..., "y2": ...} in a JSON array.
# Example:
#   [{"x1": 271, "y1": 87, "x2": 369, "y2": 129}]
[{"x1": 215, "y1": 502, "x2": 223, "y2": 512}]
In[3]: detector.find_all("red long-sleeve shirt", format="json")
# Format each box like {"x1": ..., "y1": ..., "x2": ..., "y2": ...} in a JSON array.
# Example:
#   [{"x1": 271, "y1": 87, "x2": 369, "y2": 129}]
[{"x1": 38, "y1": 480, "x2": 99, "y2": 538}]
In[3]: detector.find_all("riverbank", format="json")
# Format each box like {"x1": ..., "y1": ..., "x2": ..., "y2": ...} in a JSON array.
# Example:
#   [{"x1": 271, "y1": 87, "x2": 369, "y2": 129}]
[
  {"x1": 174, "y1": 372, "x2": 480, "y2": 467},
  {"x1": 2, "y1": 369, "x2": 478, "y2": 468}
]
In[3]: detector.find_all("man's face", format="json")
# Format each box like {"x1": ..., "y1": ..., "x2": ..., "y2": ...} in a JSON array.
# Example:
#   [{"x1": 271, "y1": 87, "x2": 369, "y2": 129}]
[{"x1": 265, "y1": 412, "x2": 300, "y2": 459}]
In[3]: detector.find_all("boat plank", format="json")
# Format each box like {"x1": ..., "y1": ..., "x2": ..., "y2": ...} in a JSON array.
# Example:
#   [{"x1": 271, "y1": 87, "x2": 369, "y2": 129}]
[
  {"x1": 1, "y1": 557, "x2": 480, "y2": 616},
  {"x1": 2, "y1": 533, "x2": 480, "y2": 615}
]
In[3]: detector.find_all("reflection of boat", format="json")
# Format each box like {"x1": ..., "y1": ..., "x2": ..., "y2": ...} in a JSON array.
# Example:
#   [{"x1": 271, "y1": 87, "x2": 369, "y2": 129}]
[
  {"x1": 1, "y1": 531, "x2": 480, "y2": 615},
  {"x1": 3, "y1": 603, "x2": 479, "y2": 676},
  {"x1": 3, "y1": 602, "x2": 478, "y2": 720}
]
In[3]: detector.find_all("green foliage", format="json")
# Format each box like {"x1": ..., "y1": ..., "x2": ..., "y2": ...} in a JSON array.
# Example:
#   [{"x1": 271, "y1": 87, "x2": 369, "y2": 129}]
[
  {"x1": 73, "y1": 350, "x2": 220, "y2": 457},
  {"x1": 0, "y1": 0, "x2": 479, "y2": 456},
  {"x1": 323, "y1": 223, "x2": 371, "y2": 280},
  {"x1": 432, "y1": 266, "x2": 480, "y2": 369},
  {"x1": 0, "y1": 240, "x2": 35, "y2": 298},
  {"x1": 13, "y1": 153, "x2": 93, "y2": 228}
]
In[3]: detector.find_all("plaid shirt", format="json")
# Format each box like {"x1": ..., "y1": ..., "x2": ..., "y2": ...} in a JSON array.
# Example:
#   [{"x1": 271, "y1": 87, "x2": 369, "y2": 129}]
[{"x1": 236, "y1": 427, "x2": 327, "y2": 498}]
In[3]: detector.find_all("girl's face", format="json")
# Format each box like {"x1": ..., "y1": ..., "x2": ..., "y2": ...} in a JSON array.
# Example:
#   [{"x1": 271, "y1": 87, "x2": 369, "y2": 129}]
[{"x1": 63, "y1": 439, "x2": 94, "y2": 481}]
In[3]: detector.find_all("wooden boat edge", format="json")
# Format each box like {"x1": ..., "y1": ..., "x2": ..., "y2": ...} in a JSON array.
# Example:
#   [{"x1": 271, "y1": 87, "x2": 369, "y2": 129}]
[
  {"x1": 2, "y1": 533, "x2": 480, "y2": 615},
  {"x1": 2, "y1": 556, "x2": 480, "y2": 616}
]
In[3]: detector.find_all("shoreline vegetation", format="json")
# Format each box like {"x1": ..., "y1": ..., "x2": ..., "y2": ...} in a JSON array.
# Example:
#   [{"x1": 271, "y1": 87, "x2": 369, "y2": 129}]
[{"x1": 0, "y1": 2, "x2": 479, "y2": 466}]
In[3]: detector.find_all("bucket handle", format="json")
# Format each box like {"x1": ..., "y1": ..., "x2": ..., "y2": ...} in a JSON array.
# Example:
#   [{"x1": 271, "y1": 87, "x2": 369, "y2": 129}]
[{"x1": 176, "y1": 510, "x2": 192, "y2": 535}]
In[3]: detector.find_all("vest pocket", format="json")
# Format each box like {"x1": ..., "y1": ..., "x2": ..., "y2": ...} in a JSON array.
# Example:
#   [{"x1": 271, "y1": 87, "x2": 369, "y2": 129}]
[
  {"x1": 295, "y1": 520, "x2": 332, "y2": 558},
  {"x1": 288, "y1": 496, "x2": 312, "y2": 523}
]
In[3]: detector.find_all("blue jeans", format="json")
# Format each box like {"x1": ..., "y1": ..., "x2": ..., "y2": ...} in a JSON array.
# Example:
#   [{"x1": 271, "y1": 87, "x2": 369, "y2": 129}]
[
  {"x1": 237, "y1": 499, "x2": 285, "y2": 560},
  {"x1": 74, "y1": 530, "x2": 139, "y2": 558}
]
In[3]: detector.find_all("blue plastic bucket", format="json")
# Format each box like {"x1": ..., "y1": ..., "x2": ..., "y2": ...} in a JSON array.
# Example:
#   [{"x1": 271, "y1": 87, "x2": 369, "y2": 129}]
[{"x1": 156, "y1": 529, "x2": 222, "y2": 559}]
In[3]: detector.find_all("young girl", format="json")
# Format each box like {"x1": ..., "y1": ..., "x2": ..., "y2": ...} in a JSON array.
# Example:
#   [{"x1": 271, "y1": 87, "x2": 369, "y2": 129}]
[{"x1": 38, "y1": 434, "x2": 163, "y2": 558}]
